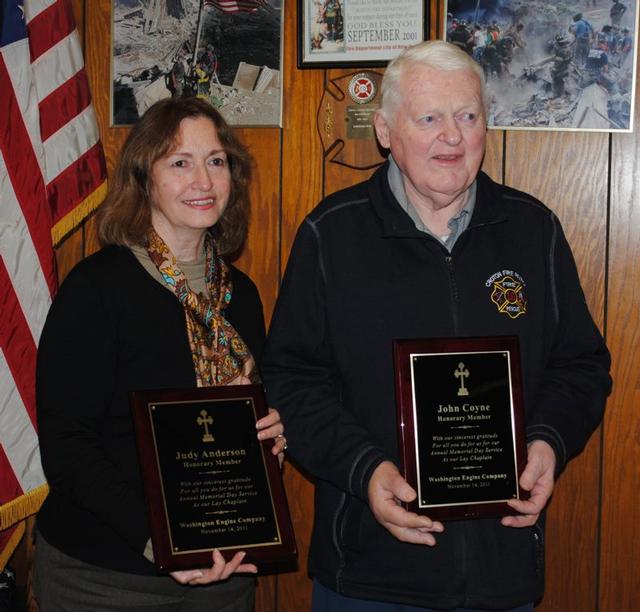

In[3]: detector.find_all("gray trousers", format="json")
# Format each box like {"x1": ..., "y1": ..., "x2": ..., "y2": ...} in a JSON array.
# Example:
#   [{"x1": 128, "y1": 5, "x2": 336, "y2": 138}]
[{"x1": 33, "y1": 532, "x2": 255, "y2": 612}]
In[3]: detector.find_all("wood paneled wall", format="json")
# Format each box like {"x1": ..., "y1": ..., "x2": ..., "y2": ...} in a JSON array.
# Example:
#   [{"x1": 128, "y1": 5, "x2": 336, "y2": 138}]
[{"x1": 49, "y1": 0, "x2": 638, "y2": 609}]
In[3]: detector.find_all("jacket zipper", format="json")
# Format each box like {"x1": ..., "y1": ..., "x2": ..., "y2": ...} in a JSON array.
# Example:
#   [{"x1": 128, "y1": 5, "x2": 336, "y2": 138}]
[{"x1": 444, "y1": 255, "x2": 460, "y2": 334}]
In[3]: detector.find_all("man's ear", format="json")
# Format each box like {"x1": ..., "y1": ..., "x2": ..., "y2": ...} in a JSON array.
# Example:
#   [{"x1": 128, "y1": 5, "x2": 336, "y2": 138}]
[{"x1": 374, "y1": 110, "x2": 391, "y2": 149}]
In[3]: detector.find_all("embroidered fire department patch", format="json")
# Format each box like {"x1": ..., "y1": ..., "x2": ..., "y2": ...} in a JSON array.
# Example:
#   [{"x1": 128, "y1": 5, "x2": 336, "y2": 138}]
[{"x1": 486, "y1": 271, "x2": 527, "y2": 319}]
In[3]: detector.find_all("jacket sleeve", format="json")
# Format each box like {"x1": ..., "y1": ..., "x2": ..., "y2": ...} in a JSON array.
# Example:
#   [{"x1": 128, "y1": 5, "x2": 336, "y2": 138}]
[
  {"x1": 262, "y1": 220, "x2": 391, "y2": 501},
  {"x1": 36, "y1": 266, "x2": 149, "y2": 556},
  {"x1": 526, "y1": 216, "x2": 612, "y2": 471}
]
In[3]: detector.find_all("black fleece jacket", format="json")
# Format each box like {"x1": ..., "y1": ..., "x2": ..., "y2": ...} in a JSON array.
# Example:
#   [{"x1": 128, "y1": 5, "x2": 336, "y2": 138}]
[
  {"x1": 262, "y1": 165, "x2": 611, "y2": 609},
  {"x1": 36, "y1": 245, "x2": 265, "y2": 575}
]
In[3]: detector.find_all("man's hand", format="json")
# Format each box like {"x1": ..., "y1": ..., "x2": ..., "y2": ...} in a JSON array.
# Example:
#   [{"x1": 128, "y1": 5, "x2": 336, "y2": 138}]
[
  {"x1": 368, "y1": 461, "x2": 444, "y2": 545},
  {"x1": 502, "y1": 440, "x2": 557, "y2": 528},
  {"x1": 170, "y1": 549, "x2": 257, "y2": 585}
]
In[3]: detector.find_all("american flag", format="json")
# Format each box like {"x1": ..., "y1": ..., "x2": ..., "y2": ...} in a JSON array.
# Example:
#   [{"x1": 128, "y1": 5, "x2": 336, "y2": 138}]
[
  {"x1": 0, "y1": 0, "x2": 106, "y2": 567},
  {"x1": 204, "y1": 0, "x2": 266, "y2": 15}
]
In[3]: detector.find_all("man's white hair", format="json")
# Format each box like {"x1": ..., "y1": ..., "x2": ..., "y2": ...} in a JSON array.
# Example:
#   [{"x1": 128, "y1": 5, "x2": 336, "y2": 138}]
[{"x1": 379, "y1": 40, "x2": 488, "y2": 121}]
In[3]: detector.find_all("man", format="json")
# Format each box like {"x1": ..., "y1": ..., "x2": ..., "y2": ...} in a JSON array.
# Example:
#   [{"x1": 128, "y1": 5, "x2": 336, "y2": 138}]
[
  {"x1": 571, "y1": 12, "x2": 594, "y2": 66},
  {"x1": 610, "y1": 0, "x2": 626, "y2": 27},
  {"x1": 167, "y1": 53, "x2": 187, "y2": 98},
  {"x1": 619, "y1": 26, "x2": 633, "y2": 67},
  {"x1": 194, "y1": 45, "x2": 218, "y2": 99},
  {"x1": 449, "y1": 20, "x2": 473, "y2": 55},
  {"x1": 583, "y1": 34, "x2": 612, "y2": 91},
  {"x1": 471, "y1": 24, "x2": 486, "y2": 62},
  {"x1": 480, "y1": 36, "x2": 501, "y2": 79},
  {"x1": 447, "y1": 16, "x2": 459, "y2": 39},
  {"x1": 322, "y1": 0, "x2": 342, "y2": 42},
  {"x1": 505, "y1": 23, "x2": 527, "y2": 63},
  {"x1": 534, "y1": 35, "x2": 573, "y2": 98},
  {"x1": 263, "y1": 41, "x2": 611, "y2": 611},
  {"x1": 495, "y1": 35, "x2": 515, "y2": 75},
  {"x1": 506, "y1": 22, "x2": 526, "y2": 49}
]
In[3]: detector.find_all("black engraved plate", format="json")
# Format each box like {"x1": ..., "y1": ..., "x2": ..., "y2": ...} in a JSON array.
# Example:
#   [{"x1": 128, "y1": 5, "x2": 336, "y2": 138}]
[{"x1": 394, "y1": 337, "x2": 528, "y2": 520}]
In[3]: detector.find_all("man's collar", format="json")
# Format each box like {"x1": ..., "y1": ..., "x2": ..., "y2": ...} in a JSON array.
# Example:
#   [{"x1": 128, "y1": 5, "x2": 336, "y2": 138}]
[
  {"x1": 386, "y1": 154, "x2": 477, "y2": 235},
  {"x1": 366, "y1": 161, "x2": 508, "y2": 238}
]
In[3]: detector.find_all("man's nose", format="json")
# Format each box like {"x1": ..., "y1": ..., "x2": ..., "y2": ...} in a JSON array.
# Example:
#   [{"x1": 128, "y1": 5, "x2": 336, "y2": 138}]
[{"x1": 439, "y1": 118, "x2": 462, "y2": 145}]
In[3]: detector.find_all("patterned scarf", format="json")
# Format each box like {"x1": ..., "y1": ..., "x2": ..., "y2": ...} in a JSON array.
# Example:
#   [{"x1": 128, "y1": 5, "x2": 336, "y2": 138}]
[{"x1": 146, "y1": 229, "x2": 259, "y2": 387}]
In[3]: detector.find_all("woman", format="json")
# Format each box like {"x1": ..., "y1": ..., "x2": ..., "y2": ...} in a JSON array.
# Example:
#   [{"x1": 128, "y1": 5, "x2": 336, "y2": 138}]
[{"x1": 34, "y1": 97, "x2": 285, "y2": 611}]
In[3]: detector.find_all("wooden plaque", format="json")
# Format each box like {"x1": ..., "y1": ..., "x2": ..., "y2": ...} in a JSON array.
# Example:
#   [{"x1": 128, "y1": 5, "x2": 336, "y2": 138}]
[
  {"x1": 130, "y1": 385, "x2": 296, "y2": 572},
  {"x1": 393, "y1": 336, "x2": 528, "y2": 520}
]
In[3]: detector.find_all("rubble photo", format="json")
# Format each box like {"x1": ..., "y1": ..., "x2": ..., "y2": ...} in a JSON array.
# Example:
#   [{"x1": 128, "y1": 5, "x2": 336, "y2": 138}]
[
  {"x1": 445, "y1": 0, "x2": 637, "y2": 130},
  {"x1": 112, "y1": 0, "x2": 282, "y2": 126}
]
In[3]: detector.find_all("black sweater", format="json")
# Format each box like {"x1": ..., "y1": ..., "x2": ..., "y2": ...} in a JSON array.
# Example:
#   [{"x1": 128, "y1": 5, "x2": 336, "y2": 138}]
[
  {"x1": 263, "y1": 166, "x2": 611, "y2": 609},
  {"x1": 36, "y1": 246, "x2": 265, "y2": 575}
]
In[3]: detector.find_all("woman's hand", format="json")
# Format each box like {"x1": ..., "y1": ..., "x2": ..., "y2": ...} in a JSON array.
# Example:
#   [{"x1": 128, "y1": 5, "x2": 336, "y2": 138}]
[
  {"x1": 256, "y1": 407, "x2": 287, "y2": 465},
  {"x1": 170, "y1": 549, "x2": 257, "y2": 585},
  {"x1": 233, "y1": 375, "x2": 287, "y2": 464}
]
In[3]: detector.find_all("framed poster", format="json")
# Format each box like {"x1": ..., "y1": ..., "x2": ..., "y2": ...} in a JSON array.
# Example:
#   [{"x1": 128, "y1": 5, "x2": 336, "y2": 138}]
[
  {"x1": 445, "y1": 0, "x2": 637, "y2": 131},
  {"x1": 112, "y1": 0, "x2": 283, "y2": 127},
  {"x1": 298, "y1": 0, "x2": 429, "y2": 67}
]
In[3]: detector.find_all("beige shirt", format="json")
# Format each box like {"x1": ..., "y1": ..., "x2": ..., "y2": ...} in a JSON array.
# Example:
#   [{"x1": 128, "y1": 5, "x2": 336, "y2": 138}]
[{"x1": 130, "y1": 244, "x2": 208, "y2": 296}]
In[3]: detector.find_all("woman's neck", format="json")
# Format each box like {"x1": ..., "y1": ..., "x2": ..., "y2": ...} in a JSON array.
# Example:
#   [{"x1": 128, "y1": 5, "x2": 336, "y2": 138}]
[{"x1": 152, "y1": 225, "x2": 206, "y2": 262}]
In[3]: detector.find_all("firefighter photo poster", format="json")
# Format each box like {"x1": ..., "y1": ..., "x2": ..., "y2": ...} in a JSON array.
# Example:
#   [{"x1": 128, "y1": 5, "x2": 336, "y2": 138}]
[
  {"x1": 445, "y1": 0, "x2": 637, "y2": 131},
  {"x1": 112, "y1": 0, "x2": 283, "y2": 127},
  {"x1": 298, "y1": 0, "x2": 429, "y2": 67}
]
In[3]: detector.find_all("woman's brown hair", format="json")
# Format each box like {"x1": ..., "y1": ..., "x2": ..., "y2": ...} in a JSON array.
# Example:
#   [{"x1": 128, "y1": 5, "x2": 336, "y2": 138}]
[{"x1": 97, "y1": 97, "x2": 252, "y2": 256}]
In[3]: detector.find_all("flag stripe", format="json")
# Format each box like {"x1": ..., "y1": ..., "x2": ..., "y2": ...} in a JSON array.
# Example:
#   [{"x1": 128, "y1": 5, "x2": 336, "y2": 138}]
[
  {"x1": 23, "y1": 0, "x2": 55, "y2": 24},
  {"x1": 0, "y1": 150, "x2": 52, "y2": 345},
  {"x1": 39, "y1": 66, "x2": 91, "y2": 141},
  {"x1": 0, "y1": 50, "x2": 57, "y2": 296},
  {"x1": 2, "y1": 39, "x2": 47, "y2": 181},
  {"x1": 43, "y1": 104, "x2": 100, "y2": 184},
  {"x1": 27, "y1": 0, "x2": 74, "y2": 62},
  {"x1": 0, "y1": 443, "x2": 21, "y2": 507},
  {"x1": 32, "y1": 30, "x2": 84, "y2": 103},
  {"x1": 204, "y1": 0, "x2": 263, "y2": 13},
  {"x1": 47, "y1": 141, "x2": 107, "y2": 225},
  {"x1": 0, "y1": 260, "x2": 38, "y2": 430},
  {"x1": 0, "y1": 346, "x2": 42, "y2": 492}
]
